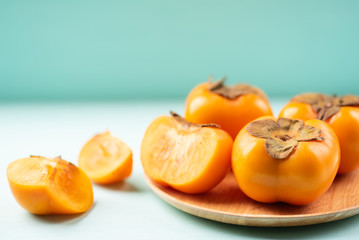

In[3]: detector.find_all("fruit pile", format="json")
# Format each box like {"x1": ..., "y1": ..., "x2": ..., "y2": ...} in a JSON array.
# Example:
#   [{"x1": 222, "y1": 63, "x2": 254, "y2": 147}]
[{"x1": 141, "y1": 77, "x2": 359, "y2": 205}]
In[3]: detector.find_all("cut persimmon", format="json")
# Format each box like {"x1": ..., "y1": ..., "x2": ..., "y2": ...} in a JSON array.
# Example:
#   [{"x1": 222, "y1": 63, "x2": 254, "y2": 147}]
[
  {"x1": 141, "y1": 112, "x2": 233, "y2": 194},
  {"x1": 78, "y1": 131, "x2": 132, "y2": 184},
  {"x1": 7, "y1": 156, "x2": 93, "y2": 215}
]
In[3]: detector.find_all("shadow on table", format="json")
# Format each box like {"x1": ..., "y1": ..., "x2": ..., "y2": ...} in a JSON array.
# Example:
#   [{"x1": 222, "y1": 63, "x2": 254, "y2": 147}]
[{"x1": 29, "y1": 202, "x2": 96, "y2": 224}]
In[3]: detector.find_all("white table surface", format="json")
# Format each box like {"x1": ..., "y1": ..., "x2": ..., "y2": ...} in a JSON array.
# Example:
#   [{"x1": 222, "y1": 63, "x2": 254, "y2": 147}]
[{"x1": 1, "y1": 99, "x2": 358, "y2": 240}]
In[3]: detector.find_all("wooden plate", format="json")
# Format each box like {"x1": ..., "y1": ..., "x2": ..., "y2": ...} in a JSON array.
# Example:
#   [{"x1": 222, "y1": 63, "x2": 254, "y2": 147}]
[{"x1": 145, "y1": 171, "x2": 359, "y2": 227}]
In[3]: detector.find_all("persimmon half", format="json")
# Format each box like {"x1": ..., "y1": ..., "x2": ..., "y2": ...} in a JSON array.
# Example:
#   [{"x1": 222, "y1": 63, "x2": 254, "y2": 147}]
[
  {"x1": 279, "y1": 93, "x2": 359, "y2": 174},
  {"x1": 185, "y1": 77, "x2": 273, "y2": 139},
  {"x1": 232, "y1": 117, "x2": 340, "y2": 205},
  {"x1": 79, "y1": 131, "x2": 133, "y2": 184},
  {"x1": 7, "y1": 156, "x2": 93, "y2": 215},
  {"x1": 141, "y1": 112, "x2": 233, "y2": 194}
]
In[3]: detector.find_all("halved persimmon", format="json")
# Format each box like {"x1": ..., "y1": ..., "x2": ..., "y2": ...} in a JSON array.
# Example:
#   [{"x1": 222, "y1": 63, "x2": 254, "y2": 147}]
[
  {"x1": 185, "y1": 77, "x2": 273, "y2": 139},
  {"x1": 141, "y1": 112, "x2": 233, "y2": 194},
  {"x1": 7, "y1": 156, "x2": 93, "y2": 215},
  {"x1": 78, "y1": 131, "x2": 132, "y2": 184}
]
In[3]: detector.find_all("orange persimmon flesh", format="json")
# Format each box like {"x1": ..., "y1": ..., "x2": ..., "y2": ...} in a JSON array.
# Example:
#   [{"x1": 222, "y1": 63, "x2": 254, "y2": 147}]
[
  {"x1": 79, "y1": 131, "x2": 132, "y2": 184},
  {"x1": 7, "y1": 156, "x2": 93, "y2": 215},
  {"x1": 141, "y1": 113, "x2": 233, "y2": 194}
]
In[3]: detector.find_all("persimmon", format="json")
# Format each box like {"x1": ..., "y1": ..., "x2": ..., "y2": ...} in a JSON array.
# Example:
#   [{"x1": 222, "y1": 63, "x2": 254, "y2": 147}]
[
  {"x1": 184, "y1": 77, "x2": 273, "y2": 139},
  {"x1": 232, "y1": 117, "x2": 340, "y2": 205},
  {"x1": 7, "y1": 156, "x2": 93, "y2": 215},
  {"x1": 279, "y1": 93, "x2": 359, "y2": 174},
  {"x1": 141, "y1": 112, "x2": 233, "y2": 194},
  {"x1": 78, "y1": 131, "x2": 132, "y2": 184}
]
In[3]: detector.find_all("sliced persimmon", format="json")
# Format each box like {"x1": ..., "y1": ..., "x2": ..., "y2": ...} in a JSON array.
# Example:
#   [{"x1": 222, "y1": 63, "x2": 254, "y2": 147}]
[
  {"x1": 7, "y1": 156, "x2": 93, "y2": 215},
  {"x1": 141, "y1": 112, "x2": 233, "y2": 194},
  {"x1": 78, "y1": 131, "x2": 132, "y2": 184}
]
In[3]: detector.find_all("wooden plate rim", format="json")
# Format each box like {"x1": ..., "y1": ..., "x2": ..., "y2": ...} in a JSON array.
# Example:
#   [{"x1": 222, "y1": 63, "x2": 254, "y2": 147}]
[{"x1": 145, "y1": 175, "x2": 359, "y2": 227}]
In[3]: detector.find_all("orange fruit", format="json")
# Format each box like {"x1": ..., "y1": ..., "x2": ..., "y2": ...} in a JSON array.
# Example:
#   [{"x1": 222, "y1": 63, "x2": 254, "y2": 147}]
[
  {"x1": 7, "y1": 156, "x2": 93, "y2": 215},
  {"x1": 79, "y1": 131, "x2": 132, "y2": 184}
]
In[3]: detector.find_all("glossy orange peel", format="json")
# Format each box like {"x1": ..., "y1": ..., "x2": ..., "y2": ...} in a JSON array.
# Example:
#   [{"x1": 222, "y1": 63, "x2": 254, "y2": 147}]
[
  {"x1": 232, "y1": 116, "x2": 340, "y2": 205},
  {"x1": 279, "y1": 93, "x2": 359, "y2": 174},
  {"x1": 185, "y1": 77, "x2": 273, "y2": 139}
]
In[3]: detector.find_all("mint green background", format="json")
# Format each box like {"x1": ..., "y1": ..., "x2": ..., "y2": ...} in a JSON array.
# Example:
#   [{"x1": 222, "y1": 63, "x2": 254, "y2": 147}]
[{"x1": 1, "y1": 0, "x2": 359, "y2": 101}]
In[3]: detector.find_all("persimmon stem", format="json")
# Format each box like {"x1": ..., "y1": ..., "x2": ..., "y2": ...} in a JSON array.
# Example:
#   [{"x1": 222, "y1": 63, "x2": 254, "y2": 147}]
[
  {"x1": 292, "y1": 94, "x2": 359, "y2": 121},
  {"x1": 208, "y1": 77, "x2": 268, "y2": 101},
  {"x1": 170, "y1": 111, "x2": 220, "y2": 129}
]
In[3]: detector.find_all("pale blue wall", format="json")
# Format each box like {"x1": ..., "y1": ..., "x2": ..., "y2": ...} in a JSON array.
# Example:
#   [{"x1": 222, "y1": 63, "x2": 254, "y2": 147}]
[{"x1": 1, "y1": 0, "x2": 359, "y2": 101}]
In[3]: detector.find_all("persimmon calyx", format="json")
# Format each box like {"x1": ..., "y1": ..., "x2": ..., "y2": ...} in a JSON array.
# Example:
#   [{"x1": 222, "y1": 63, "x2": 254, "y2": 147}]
[
  {"x1": 208, "y1": 76, "x2": 268, "y2": 101},
  {"x1": 247, "y1": 118, "x2": 324, "y2": 159},
  {"x1": 292, "y1": 93, "x2": 359, "y2": 121},
  {"x1": 170, "y1": 111, "x2": 220, "y2": 129}
]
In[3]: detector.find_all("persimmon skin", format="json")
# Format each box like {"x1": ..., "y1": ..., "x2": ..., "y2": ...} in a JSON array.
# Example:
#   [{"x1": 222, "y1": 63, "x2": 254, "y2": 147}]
[
  {"x1": 279, "y1": 103, "x2": 359, "y2": 174},
  {"x1": 78, "y1": 131, "x2": 133, "y2": 184},
  {"x1": 7, "y1": 156, "x2": 93, "y2": 215},
  {"x1": 328, "y1": 107, "x2": 359, "y2": 173},
  {"x1": 185, "y1": 82, "x2": 273, "y2": 139},
  {"x1": 278, "y1": 102, "x2": 317, "y2": 120},
  {"x1": 141, "y1": 115, "x2": 233, "y2": 194},
  {"x1": 232, "y1": 117, "x2": 340, "y2": 205},
  {"x1": 91, "y1": 154, "x2": 132, "y2": 184}
]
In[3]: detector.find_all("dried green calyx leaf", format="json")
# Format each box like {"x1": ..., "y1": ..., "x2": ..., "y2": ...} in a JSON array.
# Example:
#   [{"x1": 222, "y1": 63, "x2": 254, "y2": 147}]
[
  {"x1": 265, "y1": 138, "x2": 297, "y2": 159},
  {"x1": 292, "y1": 93, "x2": 359, "y2": 121},
  {"x1": 247, "y1": 118, "x2": 324, "y2": 159},
  {"x1": 208, "y1": 77, "x2": 268, "y2": 101},
  {"x1": 170, "y1": 111, "x2": 220, "y2": 129}
]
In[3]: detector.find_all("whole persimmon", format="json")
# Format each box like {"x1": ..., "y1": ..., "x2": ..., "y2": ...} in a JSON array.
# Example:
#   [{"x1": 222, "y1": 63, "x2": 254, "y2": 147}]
[
  {"x1": 184, "y1": 77, "x2": 273, "y2": 139},
  {"x1": 232, "y1": 117, "x2": 340, "y2": 205},
  {"x1": 141, "y1": 112, "x2": 233, "y2": 194},
  {"x1": 7, "y1": 156, "x2": 93, "y2": 215},
  {"x1": 279, "y1": 93, "x2": 359, "y2": 174}
]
